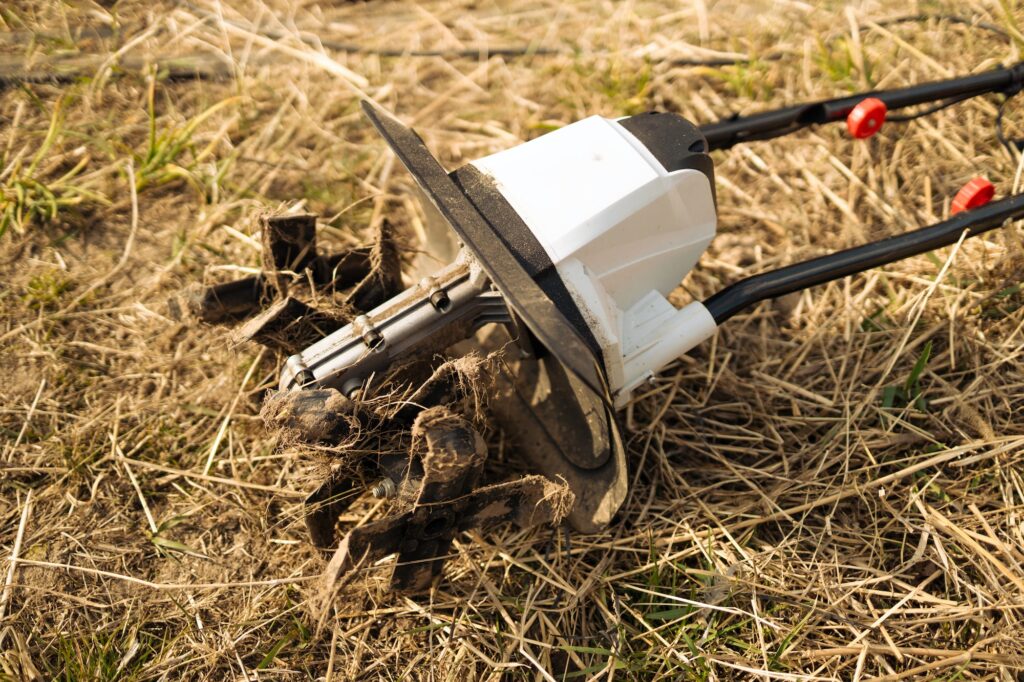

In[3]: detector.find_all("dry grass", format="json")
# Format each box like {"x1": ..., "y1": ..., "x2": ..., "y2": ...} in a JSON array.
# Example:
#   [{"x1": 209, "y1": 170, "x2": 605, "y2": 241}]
[{"x1": 4, "y1": 0, "x2": 1024, "y2": 679}]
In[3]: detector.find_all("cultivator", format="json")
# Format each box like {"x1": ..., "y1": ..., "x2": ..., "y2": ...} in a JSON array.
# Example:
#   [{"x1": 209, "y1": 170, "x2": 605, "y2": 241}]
[{"x1": 190, "y1": 61, "x2": 1024, "y2": 596}]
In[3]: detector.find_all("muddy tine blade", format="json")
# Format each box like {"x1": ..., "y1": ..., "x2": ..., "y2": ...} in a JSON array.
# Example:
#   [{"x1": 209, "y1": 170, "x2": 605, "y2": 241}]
[
  {"x1": 275, "y1": 359, "x2": 495, "y2": 556},
  {"x1": 264, "y1": 388, "x2": 382, "y2": 548},
  {"x1": 262, "y1": 213, "x2": 318, "y2": 295},
  {"x1": 264, "y1": 358, "x2": 481, "y2": 447},
  {"x1": 389, "y1": 355, "x2": 489, "y2": 423},
  {"x1": 387, "y1": 408, "x2": 486, "y2": 591},
  {"x1": 318, "y1": 513, "x2": 408, "y2": 610},
  {"x1": 262, "y1": 387, "x2": 368, "y2": 444},
  {"x1": 235, "y1": 297, "x2": 348, "y2": 353},
  {"x1": 305, "y1": 471, "x2": 359, "y2": 548},
  {"x1": 347, "y1": 219, "x2": 404, "y2": 311},
  {"x1": 264, "y1": 387, "x2": 394, "y2": 549},
  {"x1": 456, "y1": 475, "x2": 574, "y2": 533},
  {"x1": 183, "y1": 276, "x2": 270, "y2": 324},
  {"x1": 311, "y1": 246, "x2": 375, "y2": 292},
  {"x1": 411, "y1": 408, "x2": 487, "y2": 504},
  {"x1": 308, "y1": 404, "x2": 574, "y2": 599}
]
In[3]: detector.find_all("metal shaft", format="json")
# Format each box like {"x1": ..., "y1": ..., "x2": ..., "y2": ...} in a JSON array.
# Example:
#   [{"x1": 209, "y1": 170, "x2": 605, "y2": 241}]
[{"x1": 280, "y1": 252, "x2": 509, "y2": 394}]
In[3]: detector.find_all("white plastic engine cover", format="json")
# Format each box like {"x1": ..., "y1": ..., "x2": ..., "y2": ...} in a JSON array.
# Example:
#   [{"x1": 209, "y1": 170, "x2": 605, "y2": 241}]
[{"x1": 471, "y1": 115, "x2": 719, "y2": 405}]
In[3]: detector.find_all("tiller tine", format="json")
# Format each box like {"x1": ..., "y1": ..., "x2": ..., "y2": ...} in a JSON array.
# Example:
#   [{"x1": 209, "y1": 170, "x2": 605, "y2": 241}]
[
  {"x1": 317, "y1": 408, "x2": 571, "y2": 599},
  {"x1": 183, "y1": 213, "x2": 403, "y2": 352}
]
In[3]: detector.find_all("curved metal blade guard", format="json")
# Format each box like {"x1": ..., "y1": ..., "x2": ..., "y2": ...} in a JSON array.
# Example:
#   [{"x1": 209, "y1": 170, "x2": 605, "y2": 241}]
[{"x1": 361, "y1": 100, "x2": 627, "y2": 532}]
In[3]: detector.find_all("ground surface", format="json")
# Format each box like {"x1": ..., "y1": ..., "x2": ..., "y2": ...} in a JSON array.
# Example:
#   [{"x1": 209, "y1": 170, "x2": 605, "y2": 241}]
[{"x1": 4, "y1": 1, "x2": 1024, "y2": 680}]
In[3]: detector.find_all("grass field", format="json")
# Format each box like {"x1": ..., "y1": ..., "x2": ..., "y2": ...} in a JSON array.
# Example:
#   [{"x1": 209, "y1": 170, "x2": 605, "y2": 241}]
[{"x1": 4, "y1": 1, "x2": 1024, "y2": 679}]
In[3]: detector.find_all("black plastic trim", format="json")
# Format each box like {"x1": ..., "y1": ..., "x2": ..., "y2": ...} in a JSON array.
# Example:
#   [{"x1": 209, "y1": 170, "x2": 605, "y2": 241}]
[{"x1": 619, "y1": 111, "x2": 716, "y2": 205}]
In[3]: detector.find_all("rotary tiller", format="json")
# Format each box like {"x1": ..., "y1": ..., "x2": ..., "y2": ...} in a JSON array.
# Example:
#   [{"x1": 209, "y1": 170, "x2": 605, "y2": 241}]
[{"x1": 192, "y1": 61, "x2": 1024, "y2": 594}]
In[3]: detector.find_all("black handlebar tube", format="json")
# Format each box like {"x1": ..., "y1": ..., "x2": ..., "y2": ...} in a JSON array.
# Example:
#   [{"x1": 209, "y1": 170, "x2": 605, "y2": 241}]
[
  {"x1": 699, "y1": 62, "x2": 1024, "y2": 151},
  {"x1": 703, "y1": 193, "x2": 1024, "y2": 324}
]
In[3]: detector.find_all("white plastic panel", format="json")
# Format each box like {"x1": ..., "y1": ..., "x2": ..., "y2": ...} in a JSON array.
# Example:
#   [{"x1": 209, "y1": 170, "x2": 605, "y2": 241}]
[
  {"x1": 573, "y1": 170, "x2": 715, "y2": 307},
  {"x1": 470, "y1": 115, "x2": 718, "y2": 402},
  {"x1": 617, "y1": 300, "x2": 717, "y2": 405},
  {"x1": 471, "y1": 116, "x2": 659, "y2": 263}
]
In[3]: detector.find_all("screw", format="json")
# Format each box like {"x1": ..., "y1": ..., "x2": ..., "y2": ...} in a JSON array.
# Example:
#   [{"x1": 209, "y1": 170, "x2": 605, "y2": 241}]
[
  {"x1": 429, "y1": 289, "x2": 452, "y2": 313},
  {"x1": 353, "y1": 315, "x2": 385, "y2": 351},
  {"x1": 361, "y1": 327, "x2": 384, "y2": 351},
  {"x1": 340, "y1": 378, "x2": 363, "y2": 398},
  {"x1": 420, "y1": 276, "x2": 452, "y2": 314},
  {"x1": 370, "y1": 477, "x2": 397, "y2": 499}
]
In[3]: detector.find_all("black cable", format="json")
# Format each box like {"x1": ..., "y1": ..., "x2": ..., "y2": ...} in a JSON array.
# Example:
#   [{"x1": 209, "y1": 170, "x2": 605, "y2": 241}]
[
  {"x1": 8, "y1": 7, "x2": 1005, "y2": 92},
  {"x1": 0, "y1": 56, "x2": 233, "y2": 90},
  {"x1": 700, "y1": 62, "x2": 1024, "y2": 151},
  {"x1": 703, "y1": 193, "x2": 1024, "y2": 325},
  {"x1": 871, "y1": 13, "x2": 1011, "y2": 40},
  {"x1": 695, "y1": 12, "x2": 1022, "y2": 150},
  {"x1": 996, "y1": 90, "x2": 1024, "y2": 157},
  {"x1": 667, "y1": 53, "x2": 786, "y2": 67},
  {"x1": 886, "y1": 92, "x2": 977, "y2": 122}
]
